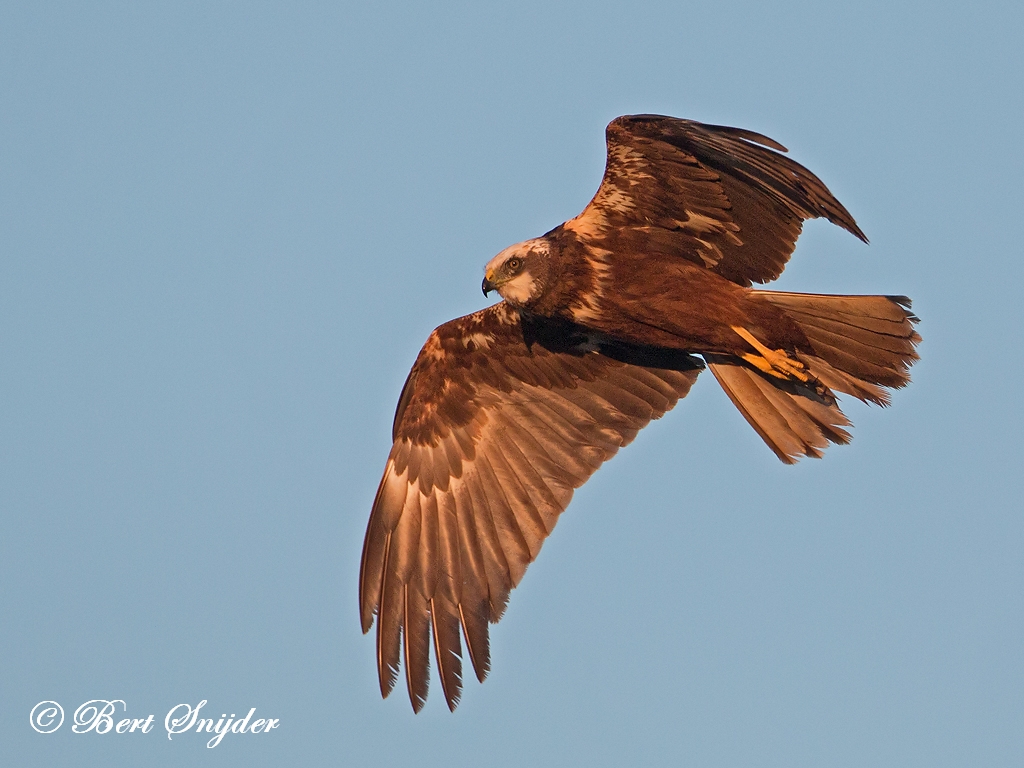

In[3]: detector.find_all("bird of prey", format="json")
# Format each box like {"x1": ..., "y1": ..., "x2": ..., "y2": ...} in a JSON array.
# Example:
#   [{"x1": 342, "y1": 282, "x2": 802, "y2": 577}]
[{"x1": 359, "y1": 115, "x2": 920, "y2": 712}]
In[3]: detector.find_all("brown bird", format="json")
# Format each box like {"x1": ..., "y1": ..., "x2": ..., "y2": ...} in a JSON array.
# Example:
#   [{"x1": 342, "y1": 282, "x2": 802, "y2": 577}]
[{"x1": 358, "y1": 115, "x2": 920, "y2": 712}]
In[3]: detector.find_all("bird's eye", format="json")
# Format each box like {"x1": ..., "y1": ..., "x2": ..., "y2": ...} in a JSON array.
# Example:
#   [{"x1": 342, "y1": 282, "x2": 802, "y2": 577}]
[{"x1": 507, "y1": 257, "x2": 523, "y2": 272}]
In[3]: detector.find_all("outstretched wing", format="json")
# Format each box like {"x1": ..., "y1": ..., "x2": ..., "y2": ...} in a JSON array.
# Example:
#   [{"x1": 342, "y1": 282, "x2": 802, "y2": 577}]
[
  {"x1": 564, "y1": 115, "x2": 867, "y2": 286},
  {"x1": 359, "y1": 302, "x2": 702, "y2": 712}
]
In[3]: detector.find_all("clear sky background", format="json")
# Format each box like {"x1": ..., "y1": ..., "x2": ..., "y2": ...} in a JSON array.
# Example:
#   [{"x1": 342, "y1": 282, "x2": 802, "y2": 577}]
[{"x1": 3, "y1": 2, "x2": 1022, "y2": 766}]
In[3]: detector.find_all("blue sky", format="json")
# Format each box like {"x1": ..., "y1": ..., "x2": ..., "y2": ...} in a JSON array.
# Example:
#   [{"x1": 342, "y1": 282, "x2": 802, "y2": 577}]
[{"x1": 3, "y1": 2, "x2": 1023, "y2": 766}]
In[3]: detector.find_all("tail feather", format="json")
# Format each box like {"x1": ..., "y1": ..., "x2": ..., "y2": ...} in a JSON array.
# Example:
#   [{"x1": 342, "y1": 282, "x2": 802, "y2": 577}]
[
  {"x1": 708, "y1": 356, "x2": 852, "y2": 464},
  {"x1": 710, "y1": 292, "x2": 920, "y2": 462},
  {"x1": 761, "y1": 291, "x2": 920, "y2": 396}
]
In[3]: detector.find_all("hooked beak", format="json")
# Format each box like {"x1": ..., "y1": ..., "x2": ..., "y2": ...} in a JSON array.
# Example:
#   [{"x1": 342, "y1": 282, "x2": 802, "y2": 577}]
[{"x1": 482, "y1": 275, "x2": 496, "y2": 296}]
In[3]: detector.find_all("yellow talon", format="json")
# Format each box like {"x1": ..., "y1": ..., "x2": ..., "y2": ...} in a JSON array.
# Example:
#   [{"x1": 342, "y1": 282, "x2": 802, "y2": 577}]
[{"x1": 731, "y1": 325, "x2": 813, "y2": 383}]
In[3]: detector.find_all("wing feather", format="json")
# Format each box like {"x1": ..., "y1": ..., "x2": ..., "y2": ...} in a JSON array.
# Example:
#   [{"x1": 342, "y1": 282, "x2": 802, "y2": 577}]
[
  {"x1": 376, "y1": 533, "x2": 402, "y2": 697},
  {"x1": 415, "y1": 491, "x2": 440, "y2": 600},
  {"x1": 434, "y1": 489, "x2": 462, "y2": 603},
  {"x1": 474, "y1": 446, "x2": 534, "y2": 582},
  {"x1": 359, "y1": 302, "x2": 702, "y2": 710},
  {"x1": 430, "y1": 592, "x2": 464, "y2": 711},
  {"x1": 489, "y1": 414, "x2": 564, "y2": 530},
  {"x1": 403, "y1": 583, "x2": 431, "y2": 713},
  {"x1": 496, "y1": 412, "x2": 576, "y2": 507},
  {"x1": 451, "y1": 486, "x2": 494, "y2": 681},
  {"x1": 461, "y1": 467, "x2": 515, "y2": 615}
]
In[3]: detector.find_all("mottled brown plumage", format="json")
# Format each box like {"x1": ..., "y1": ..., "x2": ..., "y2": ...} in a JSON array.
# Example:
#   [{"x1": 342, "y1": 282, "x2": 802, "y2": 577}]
[{"x1": 360, "y1": 115, "x2": 920, "y2": 711}]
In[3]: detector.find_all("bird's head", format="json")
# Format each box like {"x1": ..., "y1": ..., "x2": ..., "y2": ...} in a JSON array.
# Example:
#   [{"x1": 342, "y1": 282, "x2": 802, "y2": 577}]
[{"x1": 481, "y1": 239, "x2": 550, "y2": 307}]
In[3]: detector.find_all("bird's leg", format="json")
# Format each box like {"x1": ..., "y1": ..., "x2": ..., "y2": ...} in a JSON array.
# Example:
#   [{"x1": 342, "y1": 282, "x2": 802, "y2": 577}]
[{"x1": 730, "y1": 325, "x2": 813, "y2": 383}]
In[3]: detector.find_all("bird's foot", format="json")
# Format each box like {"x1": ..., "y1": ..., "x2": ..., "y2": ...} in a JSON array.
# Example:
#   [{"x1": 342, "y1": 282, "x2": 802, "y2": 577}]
[
  {"x1": 731, "y1": 325, "x2": 812, "y2": 383},
  {"x1": 731, "y1": 325, "x2": 835, "y2": 404}
]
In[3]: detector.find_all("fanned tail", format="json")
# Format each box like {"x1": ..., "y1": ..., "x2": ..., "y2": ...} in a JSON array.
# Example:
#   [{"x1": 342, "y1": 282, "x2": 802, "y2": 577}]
[{"x1": 708, "y1": 292, "x2": 920, "y2": 463}]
